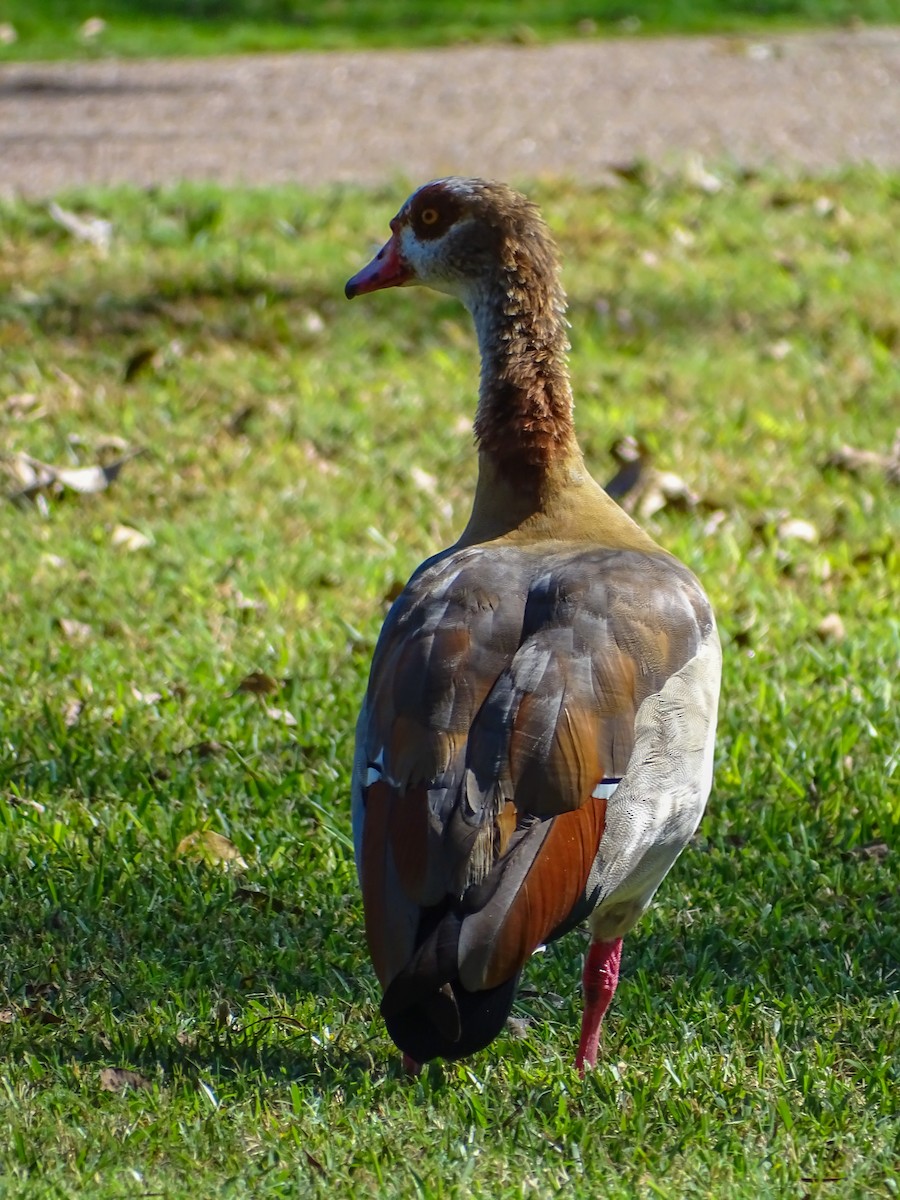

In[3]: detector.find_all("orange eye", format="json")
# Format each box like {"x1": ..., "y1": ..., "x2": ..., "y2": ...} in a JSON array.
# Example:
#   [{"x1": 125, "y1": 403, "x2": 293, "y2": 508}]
[{"x1": 420, "y1": 207, "x2": 440, "y2": 226}]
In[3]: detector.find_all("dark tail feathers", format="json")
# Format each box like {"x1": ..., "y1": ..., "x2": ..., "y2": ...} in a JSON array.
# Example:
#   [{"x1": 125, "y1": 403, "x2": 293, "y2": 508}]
[{"x1": 379, "y1": 909, "x2": 520, "y2": 1063}]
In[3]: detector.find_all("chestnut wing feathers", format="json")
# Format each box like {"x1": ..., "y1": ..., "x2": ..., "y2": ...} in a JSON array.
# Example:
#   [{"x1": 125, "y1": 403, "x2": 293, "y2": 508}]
[{"x1": 355, "y1": 542, "x2": 713, "y2": 999}]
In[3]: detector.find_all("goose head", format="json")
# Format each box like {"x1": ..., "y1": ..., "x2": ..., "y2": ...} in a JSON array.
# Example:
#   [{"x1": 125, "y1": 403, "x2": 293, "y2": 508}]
[{"x1": 345, "y1": 177, "x2": 562, "y2": 315}]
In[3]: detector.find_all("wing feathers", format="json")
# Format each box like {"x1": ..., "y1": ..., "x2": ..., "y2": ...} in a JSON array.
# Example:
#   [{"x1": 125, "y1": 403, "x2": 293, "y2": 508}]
[
  {"x1": 356, "y1": 544, "x2": 715, "y2": 1059},
  {"x1": 458, "y1": 795, "x2": 608, "y2": 990}
]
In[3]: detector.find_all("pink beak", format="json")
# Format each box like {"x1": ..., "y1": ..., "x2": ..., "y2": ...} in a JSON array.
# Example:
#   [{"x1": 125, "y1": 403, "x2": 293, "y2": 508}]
[{"x1": 345, "y1": 233, "x2": 413, "y2": 299}]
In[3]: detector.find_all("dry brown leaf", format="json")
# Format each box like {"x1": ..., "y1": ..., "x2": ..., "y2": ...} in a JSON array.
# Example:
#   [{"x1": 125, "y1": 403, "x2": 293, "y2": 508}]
[
  {"x1": 607, "y1": 160, "x2": 651, "y2": 186},
  {"x1": 604, "y1": 435, "x2": 649, "y2": 501},
  {"x1": 110, "y1": 524, "x2": 153, "y2": 552},
  {"x1": 4, "y1": 393, "x2": 43, "y2": 419},
  {"x1": 19, "y1": 1006, "x2": 64, "y2": 1026},
  {"x1": 54, "y1": 464, "x2": 122, "y2": 494},
  {"x1": 766, "y1": 339, "x2": 793, "y2": 361},
  {"x1": 215, "y1": 999, "x2": 234, "y2": 1030},
  {"x1": 815, "y1": 613, "x2": 846, "y2": 643},
  {"x1": 234, "y1": 671, "x2": 280, "y2": 696},
  {"x1": 300, "y1": 441, "x2": 338, "y2": 476},
  {"x1": 0, "y1": 1008, "x2": 15, "y2": 1023},
  {"x1": 381, "y1": 579, "x2": 405, "y2": 607},
  {"x1": 3, "y1": 793, "x2": 46, "y2": 813},
  {"x1": 3, "y1": 449, "x2": 143, "y2": 503},
  {"x1": 218, "y1": 581, "x2": 266, "y2": 615},
  {"x1": 265, "y1": 706, "x2": 297, "y2": 727},
  {"x1": 410, "y1": 465, "x2": 438, "y2": 494},
  {"x1": 608, "y1": 438, "x2": 698, "y2": 519},
  {"x1": 58, "y1": 618, "x2": 92, "y2": 644},
  {"x1": 49, "y1": 201, "x2": 112, "y2": 251},
  {"x1": 304, "y1": 1151, "x2": 327, "y2": 1178},
  {"x1": 233, "y1": 886, "x2": 288, "y2": 913},
  {"x1": 176, "y1": 830, "x2": 248, "y2": 870},
  {"x1": 62, "y1": 698, "x2": 85, "y2": 728},
  {"x1": 176, "y1": 739, "x2": 225, "y2": 759},
  {"x1": 123, "y1": 346, "x2": 158, "y2": 383},
  {"x1": 823, "y1": 433, "x2": 900, "y2": 484},
  {"x1": 78, "y1": 16, "x2": 107, "y2": 42},
  {"x1": 684, "y1": 155, "x2": 724, "y2": 194},
  {"x1": 851, "y1": 842, "x2": 889, "y2": 862},
  {"x1": 225, "y1": 405, "x2": 257, "y2": 437},
  {"x1": 777, "y1": 518, "x2": 818, "y2": 545},
  {"x1": 99, "y1": 1066, "x2": 152, "y2": 1093},
  {"x1": 302, "y1": 310, "x2": 325, "y2": 335}
]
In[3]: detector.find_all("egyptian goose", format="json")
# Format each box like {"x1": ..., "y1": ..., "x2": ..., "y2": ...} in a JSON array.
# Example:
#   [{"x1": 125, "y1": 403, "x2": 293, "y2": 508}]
[{"x1": 345, "y1": 178, "x2": 721, "y2": 1074}]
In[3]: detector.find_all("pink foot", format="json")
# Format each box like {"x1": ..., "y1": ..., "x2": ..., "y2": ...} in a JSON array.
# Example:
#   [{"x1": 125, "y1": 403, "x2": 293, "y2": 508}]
[{"x1": 575, "y1": 937, "x2": 623, "y2": 1075}]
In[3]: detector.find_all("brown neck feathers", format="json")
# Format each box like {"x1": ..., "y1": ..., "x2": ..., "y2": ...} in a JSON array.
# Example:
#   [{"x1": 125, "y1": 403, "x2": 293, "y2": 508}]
[{"x1": 471, "y1": 247, "x2": 576, "y2": 485}]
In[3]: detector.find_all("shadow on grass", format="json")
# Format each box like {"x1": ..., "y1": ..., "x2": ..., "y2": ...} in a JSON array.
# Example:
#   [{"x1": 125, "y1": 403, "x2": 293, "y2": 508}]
[
  {"x1": 6, "y1": 856, "x2": 896, "y2": 1090},
  {"x1": 9, "y1": 273, "x2": 801, "y2": 358}
]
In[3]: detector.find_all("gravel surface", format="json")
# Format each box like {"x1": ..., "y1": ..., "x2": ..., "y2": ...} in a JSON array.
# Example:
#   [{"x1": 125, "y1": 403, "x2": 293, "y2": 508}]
[{"x1": 1, "y1": 27, "x2": 899, "y2": 197}]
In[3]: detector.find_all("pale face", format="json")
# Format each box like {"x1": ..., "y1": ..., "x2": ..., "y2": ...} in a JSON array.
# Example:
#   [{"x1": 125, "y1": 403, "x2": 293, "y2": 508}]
[{"x1": 345, "y1": 178, "x2": 503, "y2": 312}]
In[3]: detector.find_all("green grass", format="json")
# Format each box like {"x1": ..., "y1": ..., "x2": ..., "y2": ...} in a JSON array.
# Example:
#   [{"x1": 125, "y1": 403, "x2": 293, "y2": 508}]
[
  {"x1": 1, "y1": 170, "x2": 898, "y2": 1197},
  {"x1": 1, "y1": 0, "x2": 899, "y2": 60}
]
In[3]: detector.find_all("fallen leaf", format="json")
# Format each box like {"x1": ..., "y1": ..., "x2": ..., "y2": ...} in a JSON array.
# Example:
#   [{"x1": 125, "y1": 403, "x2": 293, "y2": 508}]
[
  {"x1": 684, "y1": 155, "x2": 723, "y2": 194},
  {"x1": 304, "y1": 1151, "x2": 327, "y2": 1178},
  {"x1": 381, "y1": 579, "x2": 405, "y2": 607},
  {"x1": 225, "y1": 405, "x2": 257, "y2": 436},
  {"x1": 176, "y1": 830, "x2": 248, "y2": 870},
  {"x1": 55, "y1": 464, "x2": 126, "y2": 494},
  {"x1": 823, "y1": 433, "x2": 900, "y2": 484},
  {"x1": 410, "y1": 465, "x2": 438, "y2": 494},
  {"x1": 852, "y1": 842, "x2": 889, "y2": 862},
  {"x1": 215, "y1": 999, "x2": 234, "y2": 1029},
  {"x1": 218, "y1": 582, "x2": 266, "y2": 615},
  {"x1": 110, "y1": 524, "x2": 153, "y2": 552},
  {"x1": 302, "y1": 310, "x2": 325, "y2": 335},
  {"x1": 49, "y1": 201, "x2": 112, "y2": 252},
  {"x1": 99, "y1": 1067, "x2": 152, "y2": 1093},
  {"x1": 604, "y1": 435, "x2": 649, "y2": 500},
  {"x1": 815, "y1": 613, "x2": 846, "y2": 643},
  {"x1": 607, "y1": 160, "x2": 651, "y2": 186},
  {"x1": 777, "y1": 518, "x2": 818, "y2": 545},
  {"x1": 176, "y1": 739, "x2": 225, "y2": 759},
  {"x1": 58, "y1": 618, "x2": 92, "y2": 644},
  {"x1": 766, "y1": 339, "x2": 793, "y2": 361},
  {"x1": 265, "y1": 706, "x2": 297, "y2": 727},
  {"x1": 234, "y1": 886, "x2": 291, "y2": 913},
  {"x1": 234, "y1": 671, "x2": 280, "y2": 696},
  {"x1": 123, "y1": 346, "x2": 158, "y2": 383},
  {"x1": 4, "y1": 393, "x2": 41, "y2": 418},
  {"x1": 3, "y1": 449, "x2": 143, "y2": 503},
  {"x1": 78, "y1": 17, "x2": 107, "y2": 42},
  {"x1": 18, "y1": 1006, "x2": 64, "y2": 1026},
  {"x1": 62, "y1": 698, "x2": 85, "y2": 727},
  {"x1": 3, "y1": 793, "x2": 46, "y2": 813},
  {"x1": 300, "y1": 441, "x2": 337, "y2": 476}
]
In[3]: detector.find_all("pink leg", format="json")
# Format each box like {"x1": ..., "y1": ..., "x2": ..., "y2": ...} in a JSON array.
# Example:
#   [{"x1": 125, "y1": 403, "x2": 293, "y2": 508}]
[
  {"x1": 575, "y1": 937, "x2": 623, "y2": 1075},
  {"x1": 401, "y1": 1052, "x2": 422, "y2": 1076}
]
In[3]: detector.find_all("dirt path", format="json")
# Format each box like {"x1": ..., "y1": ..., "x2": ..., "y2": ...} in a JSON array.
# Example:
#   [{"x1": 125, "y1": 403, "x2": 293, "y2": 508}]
[{"x1": 1, "y1": 27, "x2": 899, "y2": 198}]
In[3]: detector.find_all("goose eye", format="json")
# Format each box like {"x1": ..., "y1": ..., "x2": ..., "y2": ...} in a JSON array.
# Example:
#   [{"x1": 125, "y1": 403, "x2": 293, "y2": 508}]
[{"x1": 420, "y1": 207, "x2": 440, "y2": 226}]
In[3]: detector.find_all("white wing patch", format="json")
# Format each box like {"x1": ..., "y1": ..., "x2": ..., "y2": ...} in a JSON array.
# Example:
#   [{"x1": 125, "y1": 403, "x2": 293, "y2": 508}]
[
  {"x1": 591, "y1": 779, "x2": 622, "y2": 801},
  {"x1": 587, "y1": 625, "x2": 722, "y2": 941}
]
